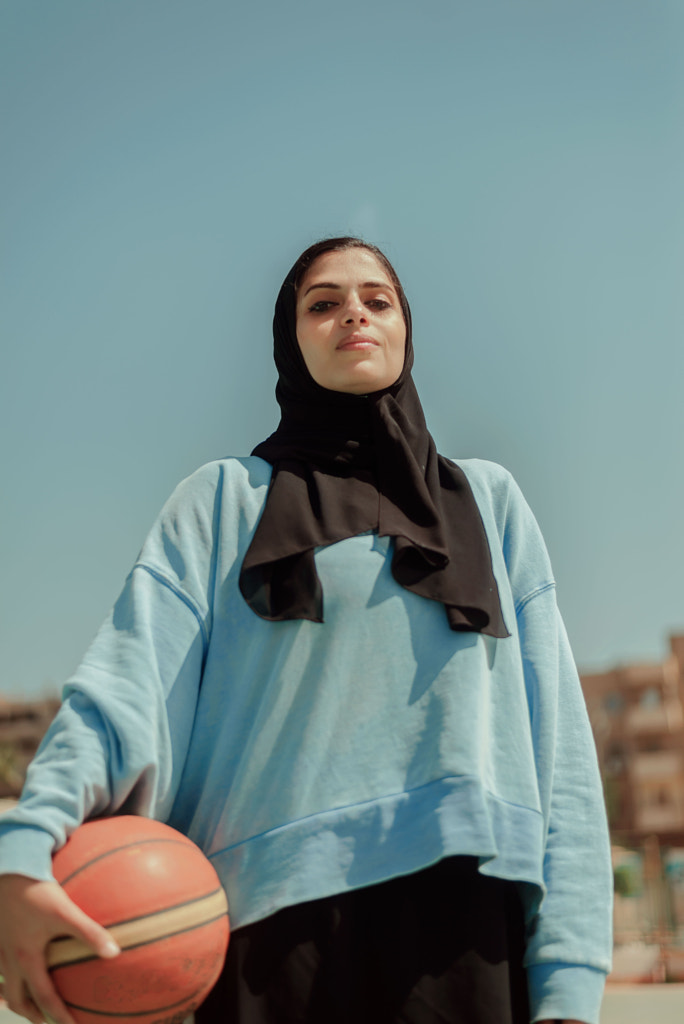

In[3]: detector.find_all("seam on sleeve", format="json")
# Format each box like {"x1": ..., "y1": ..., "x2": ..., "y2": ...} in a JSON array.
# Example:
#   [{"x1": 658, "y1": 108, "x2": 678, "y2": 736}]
[
  {"x1": 208, "y1": 462, "x2": 224, "y2": 632},
  {"x1": 515, "y1": 580, "x2": 556, "y2": 617},
  {"x1": 526, "y1": 958, "x2": 608, "y2": 972},
  {"x1": 133, "y1": 563, "x2": 209, "y2": 656}
]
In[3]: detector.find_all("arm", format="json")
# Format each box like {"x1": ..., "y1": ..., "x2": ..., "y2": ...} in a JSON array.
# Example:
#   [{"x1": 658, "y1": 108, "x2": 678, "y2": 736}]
[
  {"x1": 0, "y1": 468, "x2": 219, "y2": 1022},
  {"x1": 489, "y1": 469, "x2": 612, "y2": 1024},
  {"x1": 0, "y1": 566, "x2": 207, "y2": 874},
  {"x1": 0, "y1": 573, "x2": 206, "y2": 1024},
  {"x1": 517, "y1": 588, "x2": 612, "y2": 1024},
  {"x1": 457, "y1": 460, "x2": 613, "y2": 1024}
]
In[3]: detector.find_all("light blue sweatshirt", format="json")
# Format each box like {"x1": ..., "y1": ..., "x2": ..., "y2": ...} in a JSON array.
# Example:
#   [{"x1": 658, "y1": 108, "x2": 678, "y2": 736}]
[{"x1": 0, "y1": 457, "x2": 612, "y2": 1023}]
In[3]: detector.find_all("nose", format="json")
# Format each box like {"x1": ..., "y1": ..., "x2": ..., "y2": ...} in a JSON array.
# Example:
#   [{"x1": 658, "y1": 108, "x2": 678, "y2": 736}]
[{"x1": 340, "y1": 291, "x2": 367, "y2": 325}]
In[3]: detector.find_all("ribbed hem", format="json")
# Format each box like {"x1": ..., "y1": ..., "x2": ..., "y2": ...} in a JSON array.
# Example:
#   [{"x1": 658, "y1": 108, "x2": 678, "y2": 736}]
[
  {"x1": 528, "y1": 962, "x2": 607, "y2": 1024},
  {"x1": 0, "y1": 824, "x2": 56, "y2": 880},
  {"x1": 208, "y1": 774, "x2": 546, "y2": 929}
]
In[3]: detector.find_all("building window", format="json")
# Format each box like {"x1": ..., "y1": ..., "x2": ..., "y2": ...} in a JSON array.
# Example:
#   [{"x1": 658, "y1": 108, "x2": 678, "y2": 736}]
[
  {"x1": 640, "y1": 687, "x2": 661, "y2": 709},
  {"x1": 606, "y1": 743, "x2": 625, "y2": 773},
  {"x1": 604, "y1": 692, "x2": 625, "y2": 715}
]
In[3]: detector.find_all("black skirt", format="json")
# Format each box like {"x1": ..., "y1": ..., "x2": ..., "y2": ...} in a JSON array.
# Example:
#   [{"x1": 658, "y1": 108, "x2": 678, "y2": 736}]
[{"x1": 196, "y1": 857, "x2": 530, "y2": 1024}]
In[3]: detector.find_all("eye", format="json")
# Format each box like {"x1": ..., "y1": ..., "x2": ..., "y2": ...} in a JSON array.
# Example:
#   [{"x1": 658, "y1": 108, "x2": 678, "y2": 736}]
[
  {"x1": 366, "y1": 299, "x2": 391, "y2": 310},
  {"x1": 308, "y1": 300, "x2": 337, "y2": 313}
]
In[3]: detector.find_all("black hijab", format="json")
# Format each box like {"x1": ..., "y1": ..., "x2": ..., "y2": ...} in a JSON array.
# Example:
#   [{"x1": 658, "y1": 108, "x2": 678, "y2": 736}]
[{"x1": 239, "y1": 242, "x2": 509, "y2": 638}]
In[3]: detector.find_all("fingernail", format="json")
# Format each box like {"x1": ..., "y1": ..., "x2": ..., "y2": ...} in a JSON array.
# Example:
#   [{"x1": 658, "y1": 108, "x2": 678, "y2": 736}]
[{"x1": 102, "y1": 940, "x2": 121, "y2": 957}]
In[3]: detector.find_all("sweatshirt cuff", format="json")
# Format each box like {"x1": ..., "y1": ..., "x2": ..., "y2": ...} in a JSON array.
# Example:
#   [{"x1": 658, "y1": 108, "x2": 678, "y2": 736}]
[
  {"x1": 527, "y1": 962, "x2": 608, "y2": 1024},
  {"x1": 0, "y1": 824, "x2": 57, "y2": 881}
]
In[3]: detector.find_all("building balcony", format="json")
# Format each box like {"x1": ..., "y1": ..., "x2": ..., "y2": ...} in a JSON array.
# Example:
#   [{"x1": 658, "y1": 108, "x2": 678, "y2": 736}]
[
  {"x1": 631, "y1": 750, "x2": 684, "y2": 781},
  {"x1": 624, "y1": 701, "x2": 684, "y2": 735},
  {"x1": 634, "y1": 804, "x2": 684, "y2": 832}
]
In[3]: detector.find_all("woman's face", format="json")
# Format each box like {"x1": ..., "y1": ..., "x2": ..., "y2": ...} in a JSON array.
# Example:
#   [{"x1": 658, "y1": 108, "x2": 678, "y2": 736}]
[{"x1": 295, "y1": 248, "x2": 406, "y2": 394}]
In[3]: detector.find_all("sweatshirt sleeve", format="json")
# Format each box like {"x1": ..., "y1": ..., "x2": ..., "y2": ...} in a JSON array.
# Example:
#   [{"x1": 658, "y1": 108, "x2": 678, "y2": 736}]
[
  {"x1": 518, "y1": 587, "x2": 613, "y2": 1023},
  {"x1": 0, "y1": 464, "x2": 221, "y2": 879},
  {"x1": 500, "y1": 474, "x2": 613, "y2": 1024}
]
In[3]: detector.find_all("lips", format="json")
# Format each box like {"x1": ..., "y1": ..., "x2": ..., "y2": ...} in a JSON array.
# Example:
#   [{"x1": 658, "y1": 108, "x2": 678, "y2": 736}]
[{"x1": 336, "y1": 334, "x2": 379, "y2": 351}]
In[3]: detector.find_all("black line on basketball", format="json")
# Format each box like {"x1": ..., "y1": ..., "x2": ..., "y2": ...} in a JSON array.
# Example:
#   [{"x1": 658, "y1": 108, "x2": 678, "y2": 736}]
[
  {"x1": 63, "y1": 988, "x2": 206, "y2": 1017},
  {"x1": 59, "y1": 838, "x2": 192, "y2": 886}
]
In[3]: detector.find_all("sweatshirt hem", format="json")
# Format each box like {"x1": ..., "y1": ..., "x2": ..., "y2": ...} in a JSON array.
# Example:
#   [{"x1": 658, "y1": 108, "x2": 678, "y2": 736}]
[{"x1": 207, "y1": 775, "x2": 546, "y2": 930}]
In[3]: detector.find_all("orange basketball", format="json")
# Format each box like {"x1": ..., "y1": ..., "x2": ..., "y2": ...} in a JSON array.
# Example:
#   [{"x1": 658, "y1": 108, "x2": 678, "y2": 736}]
[{"x1": 47, "y1": 816, "x2": 229, "y2": 1024}]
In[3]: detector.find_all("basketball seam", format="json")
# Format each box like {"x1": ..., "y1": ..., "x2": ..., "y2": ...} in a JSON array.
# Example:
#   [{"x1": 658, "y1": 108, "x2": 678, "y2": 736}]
[
  {"x1": 57, "y1": 886, "x2": 226, "y2": 932},
  {"x1": 63, "y1": 985, "x2": 208, "y2": 1017},
  {"x1": 49, "y1": 906, "x2": 227, "y2": 970},
  {"x1": 57, "y1": 838, "x2": 194, "y2": 886}
]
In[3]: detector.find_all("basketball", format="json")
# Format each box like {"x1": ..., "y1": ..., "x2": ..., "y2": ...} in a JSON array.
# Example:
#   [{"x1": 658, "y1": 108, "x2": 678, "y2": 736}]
[{"x1": 47, "y1": 816, "x2": 230, "y2": 1024}]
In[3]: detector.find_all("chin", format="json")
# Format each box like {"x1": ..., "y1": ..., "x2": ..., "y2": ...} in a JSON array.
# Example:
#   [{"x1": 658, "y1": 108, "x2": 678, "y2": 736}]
[
  {"x1": 329, "y1": 376, "x2": 390, "y2": 395},
  {"x1": 330, "y1": 366, "x2": 399, "y2": 395}
]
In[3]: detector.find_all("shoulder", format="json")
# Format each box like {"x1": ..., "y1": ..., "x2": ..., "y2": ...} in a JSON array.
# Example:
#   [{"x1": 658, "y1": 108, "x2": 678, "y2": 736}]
[
  {"x1": 446, "y1": 457, "x2": 555, "y2": 593},
  {"x1": 446, "y1": 457, "x2": 518, "y2": 520},
  {"x1": 161, "y1": 457, "x2": 273, "y2": 514},
  {"x1": 140, "y1": 457, "x2": 273, "y2": 555},
  {"x1": 132, "y1": 457, "x2": 274, "y2": 594},
  {"x1": 173, "y1": 455, "x2": 273, "y2": 492}
]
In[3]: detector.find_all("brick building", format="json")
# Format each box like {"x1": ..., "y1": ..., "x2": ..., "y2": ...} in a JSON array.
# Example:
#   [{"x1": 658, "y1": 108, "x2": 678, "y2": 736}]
[
  {"x1": 581, "y1": 634, "x2": 684, "y2": 847},
  {"x1": 0, "y1": 697, "x2": 60, "y2": 798}
]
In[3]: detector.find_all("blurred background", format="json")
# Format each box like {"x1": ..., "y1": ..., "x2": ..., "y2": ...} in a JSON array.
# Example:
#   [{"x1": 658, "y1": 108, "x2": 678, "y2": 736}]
[
  {"x1": 2, "y1": 0, "x2": 683, "y2": 699},
  {"x1": 1, "y1": 0, "x2": 684, "y2": 1006}
]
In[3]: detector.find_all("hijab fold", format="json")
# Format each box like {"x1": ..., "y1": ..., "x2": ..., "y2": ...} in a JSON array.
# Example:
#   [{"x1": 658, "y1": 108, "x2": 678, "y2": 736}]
[{"x1": 239, "y1": 254, "x2": 509, "y2": 638}]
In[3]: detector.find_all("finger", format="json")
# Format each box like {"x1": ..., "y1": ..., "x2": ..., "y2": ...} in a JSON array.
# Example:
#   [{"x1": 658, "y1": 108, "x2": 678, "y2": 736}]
[
  {"x1": 55, "y1": 901, "x2": 120, "y2": 960},
  {"x1": 3, "y1": 946, "x2": 77, "y2": 1024},
  {"x1": 29, "y1": 975, "x2": 77, "y2": 1024},
  {"x1": 4, "y1": 974, "x2": 48, "y2": 1024}
]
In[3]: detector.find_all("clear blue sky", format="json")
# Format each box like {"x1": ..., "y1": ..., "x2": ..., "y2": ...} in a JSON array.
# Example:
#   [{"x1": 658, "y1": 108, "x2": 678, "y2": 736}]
[{"x1": 2, "y1": 0, "x2": 683, "y2": 698}]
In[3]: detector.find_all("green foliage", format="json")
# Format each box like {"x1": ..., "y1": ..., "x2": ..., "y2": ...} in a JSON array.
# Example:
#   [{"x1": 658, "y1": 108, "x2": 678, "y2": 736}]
[
  {"x1": 614, "y1": 862, "x2": 642, "y2": 898},
  {"x1": 603, "y1": 775, "x2": 622, "y2": 828},
  {"x1": 0, "y1": 742, "x2": 23, "y2": 791}
]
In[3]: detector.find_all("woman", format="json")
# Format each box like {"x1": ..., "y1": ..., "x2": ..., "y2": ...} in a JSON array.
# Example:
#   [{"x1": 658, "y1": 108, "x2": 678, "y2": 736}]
[{"x1": 0, "y1": 238, "x2": 612, "y2": 1024}]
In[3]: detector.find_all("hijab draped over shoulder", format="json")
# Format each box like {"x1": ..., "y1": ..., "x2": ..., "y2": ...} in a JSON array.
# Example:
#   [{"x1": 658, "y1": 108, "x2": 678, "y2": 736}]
[{"x1": 239, "y1": 243, "x2": 508, "y2": 638}]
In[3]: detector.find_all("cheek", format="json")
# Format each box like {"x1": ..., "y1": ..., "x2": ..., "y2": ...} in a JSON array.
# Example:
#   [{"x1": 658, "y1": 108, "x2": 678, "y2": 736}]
[
  {"x1": 295, "y1": 324, "x2": 322, "y2": 376},
  {"x1": 295, "y1": 317, "x2": 310, "y2": 351},
  {"x1": 392, "y1": 324, "x2": 407, "y2": 361}
]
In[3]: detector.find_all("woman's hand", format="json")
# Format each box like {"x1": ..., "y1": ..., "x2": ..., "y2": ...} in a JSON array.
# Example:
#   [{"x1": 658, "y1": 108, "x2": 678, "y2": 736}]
[{"x1": 0, "y1": 874, "x2": 120, "y2": 1024}]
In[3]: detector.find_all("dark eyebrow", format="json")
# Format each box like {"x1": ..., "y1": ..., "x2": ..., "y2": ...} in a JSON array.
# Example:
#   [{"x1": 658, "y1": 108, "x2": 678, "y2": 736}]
[{"x1": 303, "y1": 279, "x2": 395, "y2": 298}]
